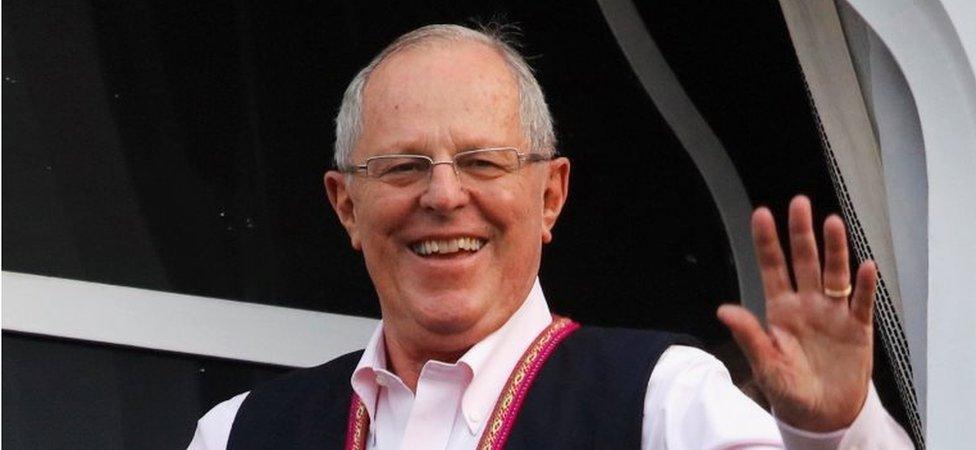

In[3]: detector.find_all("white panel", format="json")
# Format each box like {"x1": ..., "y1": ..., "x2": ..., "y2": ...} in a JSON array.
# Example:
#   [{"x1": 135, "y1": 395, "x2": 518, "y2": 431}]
[
  {"x1": 837, "y1": 1, "x2": 929, "y2": 425},
  {"x1": 867, "y1": 24, "x2": 929, "y2": 425},
  {"x1": 842, "y1": 1, "x2": 976, "y2": 448},
  {"x1": 1, "y1": 271, "x2": 379, "y2": 368},
  {"x1": 941, "y1": 0, "x2": 976, "y2": 72}
]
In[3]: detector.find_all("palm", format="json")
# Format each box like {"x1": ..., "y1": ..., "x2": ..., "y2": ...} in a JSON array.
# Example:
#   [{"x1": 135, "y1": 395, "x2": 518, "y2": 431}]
[{"x1": 718, "y1": 196, "x2": 877, "y2": 431}]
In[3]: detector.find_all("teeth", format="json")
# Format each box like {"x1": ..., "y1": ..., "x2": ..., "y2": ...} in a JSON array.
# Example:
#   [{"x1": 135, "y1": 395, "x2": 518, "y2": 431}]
[
  {"x1": 412, "y1": 237, "x2": 485, "y2": 256},
  {"x1": 444, "y1": 240, "x2": 458, "y2": 253}
]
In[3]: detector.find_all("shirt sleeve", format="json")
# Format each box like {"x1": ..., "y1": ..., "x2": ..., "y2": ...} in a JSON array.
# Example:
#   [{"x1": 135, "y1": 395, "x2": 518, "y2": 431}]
[
  {"x1": 641, "y1": 345, "x2": 914, "y2": 450},
  {"x1": 186, "y1": 392, "x2": 249, "y2": 450},
  {"x1": 779, "y1": 383, "x2": 914, "y2": 450}
]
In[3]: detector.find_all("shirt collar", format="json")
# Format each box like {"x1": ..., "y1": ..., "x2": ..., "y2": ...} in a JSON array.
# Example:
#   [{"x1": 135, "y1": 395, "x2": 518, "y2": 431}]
[
  {"x1": 458, "y1": 278, "x2": 552, "y2": 433},
  {"x1": 349, "y1": 278, "x2": 553, "y2": 435},
  {"x1": 350, "y1": 321, "x2": 388, "y2": 427}
]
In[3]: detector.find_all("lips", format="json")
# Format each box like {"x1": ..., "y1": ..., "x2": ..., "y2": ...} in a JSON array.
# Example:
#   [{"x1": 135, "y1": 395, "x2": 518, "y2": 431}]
[{"x1": 410, "y1": 236, "x2": 486, "y2": 256}]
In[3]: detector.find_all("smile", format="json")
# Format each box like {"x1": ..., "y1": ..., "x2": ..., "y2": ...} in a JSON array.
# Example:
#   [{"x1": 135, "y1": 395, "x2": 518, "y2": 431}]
[{"x1": 410, "y1": 237, "x2": 485, "y2": 256}]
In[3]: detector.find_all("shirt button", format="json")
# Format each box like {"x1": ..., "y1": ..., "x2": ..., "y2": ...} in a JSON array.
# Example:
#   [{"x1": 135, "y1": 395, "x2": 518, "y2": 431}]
[
  {"x1": 375, "y1": 374, "x2": 389, "y2": 387},
  {"x1": 468, "y1": 411, "x2": 482, "y2": 423}
]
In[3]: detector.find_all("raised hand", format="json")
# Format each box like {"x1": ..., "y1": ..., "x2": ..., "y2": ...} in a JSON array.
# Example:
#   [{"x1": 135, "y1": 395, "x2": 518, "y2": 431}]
[{"x1": 717, "y1": 195, "x2": 877, "y2": 431}]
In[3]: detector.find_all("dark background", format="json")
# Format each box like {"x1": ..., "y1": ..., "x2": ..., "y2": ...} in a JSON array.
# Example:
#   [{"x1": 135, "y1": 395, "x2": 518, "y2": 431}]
[{"x1": 2, "y1": 1, "x2": 905, "y2": 448}]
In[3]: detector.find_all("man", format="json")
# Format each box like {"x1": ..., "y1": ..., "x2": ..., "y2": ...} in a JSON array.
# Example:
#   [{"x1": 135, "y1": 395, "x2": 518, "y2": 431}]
[{"x1": 188, "y1": 24, "x2": 912, "y2": 449}]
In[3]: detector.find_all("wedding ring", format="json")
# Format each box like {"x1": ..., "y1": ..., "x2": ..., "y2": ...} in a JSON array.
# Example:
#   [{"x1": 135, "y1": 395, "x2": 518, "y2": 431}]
[{"x1": 824, "y1": 285, "x2": 852, "y2": 298}]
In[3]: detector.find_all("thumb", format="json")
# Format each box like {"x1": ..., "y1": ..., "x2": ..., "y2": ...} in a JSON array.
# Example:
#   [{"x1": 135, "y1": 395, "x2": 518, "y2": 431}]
[{"x1": 717, "y1": 304, "x2": 776, "y2": 369}]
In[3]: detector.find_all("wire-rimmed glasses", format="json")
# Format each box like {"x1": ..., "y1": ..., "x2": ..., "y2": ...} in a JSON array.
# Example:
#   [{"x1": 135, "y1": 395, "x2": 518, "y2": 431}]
[{"x1": 341, "y1": 147, "x2": 551, "y2": 187}]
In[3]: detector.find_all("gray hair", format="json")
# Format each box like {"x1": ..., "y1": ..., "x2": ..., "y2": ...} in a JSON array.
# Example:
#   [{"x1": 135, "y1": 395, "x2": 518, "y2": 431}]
[{"x1": 333, "y1": 24, "x2": 556, "y2": 170}]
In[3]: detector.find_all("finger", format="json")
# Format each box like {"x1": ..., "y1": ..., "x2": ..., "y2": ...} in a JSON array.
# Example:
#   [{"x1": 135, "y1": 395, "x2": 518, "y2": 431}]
[
  {"x1": 717, "y1": 304, "x2": 777, "y2": 369},
  {"x1": 788, "y1": 196, "x2": 822, "y2": 293},
  {"x1": 822, "y1": 215, "x2": 852, "y2": 298},
  {"x1": 752, "y1": 207, "x2": 793, "y2": 299},
  {"x1": 851, "y1": 260, "x2": 877, "y2": 324}
]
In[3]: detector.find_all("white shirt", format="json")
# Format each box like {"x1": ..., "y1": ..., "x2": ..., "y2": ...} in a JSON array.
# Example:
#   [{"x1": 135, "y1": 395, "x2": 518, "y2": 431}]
[{"x1": 188, "y1": 280, "x2": 912, "y2": 450}]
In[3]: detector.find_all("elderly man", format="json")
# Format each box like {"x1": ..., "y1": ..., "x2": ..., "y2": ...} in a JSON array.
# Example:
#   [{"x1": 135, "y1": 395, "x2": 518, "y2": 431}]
[{"x1": 188, "y1": 24, "x2": 912, "y2": 449}]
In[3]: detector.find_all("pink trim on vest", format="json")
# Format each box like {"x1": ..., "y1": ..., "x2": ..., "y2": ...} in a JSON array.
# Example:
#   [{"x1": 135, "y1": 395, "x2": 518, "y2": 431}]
[
  {"x1": 480, "y1": 316, "x2": 580, "y2": 450},
  {"x1": 345, "y1": 395, "x2": 367, "y2": 450}
]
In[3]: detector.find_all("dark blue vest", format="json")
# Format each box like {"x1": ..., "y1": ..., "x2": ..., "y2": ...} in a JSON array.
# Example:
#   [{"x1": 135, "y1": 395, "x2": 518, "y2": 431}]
[{"x1": 227, "y1": 326, "x2": 695, "y2": 449}]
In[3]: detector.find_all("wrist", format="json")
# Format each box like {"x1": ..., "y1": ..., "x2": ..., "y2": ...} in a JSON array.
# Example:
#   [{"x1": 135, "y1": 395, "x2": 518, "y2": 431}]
[{"x1": 773, "y1": 390, "x2": 867, "y2": 432}]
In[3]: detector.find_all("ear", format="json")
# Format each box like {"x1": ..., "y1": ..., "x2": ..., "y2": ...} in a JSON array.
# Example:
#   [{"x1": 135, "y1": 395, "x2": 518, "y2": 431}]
[
  {"x1": 324, "y1": 170, "x2": 362, "y2": 250},
  {"x1": 541, "y1": 157, "x2": 570, "y2": 244}
]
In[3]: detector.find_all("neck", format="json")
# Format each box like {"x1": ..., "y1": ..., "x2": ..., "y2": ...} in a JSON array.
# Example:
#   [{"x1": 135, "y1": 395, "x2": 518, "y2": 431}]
[
  {"x1": 382, "y1": 333, "x2": 468, "y2": 391},
  {"x1": 377, "y1": 278, "x2": 538, "y2": 391}
]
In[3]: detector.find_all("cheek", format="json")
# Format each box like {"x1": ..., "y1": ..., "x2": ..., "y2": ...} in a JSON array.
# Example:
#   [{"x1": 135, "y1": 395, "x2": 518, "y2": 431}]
[
  {"x1": 355, "y1": 193, "x2": 414, "y2": 290},
  {"x1": 481, "y1": 185, "x2": 545, "y2": 244},
  {"x1": 355, "y1": 191, "x2": 415, "y2": 244}
]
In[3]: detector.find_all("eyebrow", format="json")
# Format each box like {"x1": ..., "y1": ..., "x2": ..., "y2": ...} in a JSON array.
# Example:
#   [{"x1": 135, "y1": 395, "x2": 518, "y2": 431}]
[{"x1": 375, "y1": 138, "x2": 425, "y2": 154}]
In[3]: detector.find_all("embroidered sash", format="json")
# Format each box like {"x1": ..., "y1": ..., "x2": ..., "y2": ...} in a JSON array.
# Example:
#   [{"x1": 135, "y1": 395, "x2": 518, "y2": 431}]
[{"x1": 344, "y1": 316, "x2": 580, "y2": 450}]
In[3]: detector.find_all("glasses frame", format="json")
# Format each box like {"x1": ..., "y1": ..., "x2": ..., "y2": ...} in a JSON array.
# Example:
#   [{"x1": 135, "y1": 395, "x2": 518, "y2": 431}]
[{"x1": 341, "y1": 147, "x2": 552, "y2": 182}]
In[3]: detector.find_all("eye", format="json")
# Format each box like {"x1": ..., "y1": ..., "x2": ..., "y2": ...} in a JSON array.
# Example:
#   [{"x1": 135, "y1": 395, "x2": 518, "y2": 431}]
[
  {"x1": 456, "y1": 149, "x2": 520, "y2": 180},
  {"x1": 384, "y1": 161, "x2": 426, "y2": 174},
  {"x1": 371, "y1": 158, "x2": 429, "y2": 178},
  {"x1": 458, "y1": 157, "x2": 504, "y2": 170}
]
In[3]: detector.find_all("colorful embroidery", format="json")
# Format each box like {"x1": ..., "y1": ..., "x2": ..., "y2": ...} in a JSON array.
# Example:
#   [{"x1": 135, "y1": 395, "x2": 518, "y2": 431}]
[
  {"x1": 477, "y1": 316, "x2": 579, "y2": 450},
  {"x1": 343, "y1": 315, "x2": 579, "y2": 450},
  {"x1": 345, "y1": 395, "x2": 368, "y2": 450}
]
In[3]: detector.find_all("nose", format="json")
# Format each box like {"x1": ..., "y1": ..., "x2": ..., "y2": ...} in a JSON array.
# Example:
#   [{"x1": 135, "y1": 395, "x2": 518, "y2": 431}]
[{"x1": 419, "y1": 162, "x2": 469, "y2": 212}]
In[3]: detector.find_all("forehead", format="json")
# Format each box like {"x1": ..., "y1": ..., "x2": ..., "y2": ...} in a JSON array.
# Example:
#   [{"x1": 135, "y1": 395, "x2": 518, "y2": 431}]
[{"x1": 358, "y1": 40, "x2": 521, "y2": 153}]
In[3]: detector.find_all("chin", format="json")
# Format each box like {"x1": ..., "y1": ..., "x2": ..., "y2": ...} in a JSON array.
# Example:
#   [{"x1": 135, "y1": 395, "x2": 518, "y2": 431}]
[
  {"x1": 412, "y1": 294, "x2": 486, "y2": 336},
  {"x1": 418, "y1": 317, "x2": 476, "y2": 337}
]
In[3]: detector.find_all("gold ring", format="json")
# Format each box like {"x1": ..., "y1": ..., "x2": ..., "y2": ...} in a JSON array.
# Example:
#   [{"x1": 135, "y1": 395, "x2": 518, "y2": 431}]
[{"x1": 824, "y1": 285, "x2": 852, "y2": 298}]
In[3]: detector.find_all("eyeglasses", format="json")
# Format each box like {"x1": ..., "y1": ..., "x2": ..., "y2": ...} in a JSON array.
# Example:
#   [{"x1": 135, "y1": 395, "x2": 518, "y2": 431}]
[{"x1": 341, "y1": 147, "x2": 551, "y2": 187}]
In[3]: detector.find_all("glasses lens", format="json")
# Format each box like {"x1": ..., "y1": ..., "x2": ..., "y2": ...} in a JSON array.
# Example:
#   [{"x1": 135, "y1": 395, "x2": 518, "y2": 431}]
[
  {"x1": 455, "y1": 149, "x2": 520, "y2": 180},
  {"x1": 366, "y1": 156, "x2": 430, "y2": 185}
]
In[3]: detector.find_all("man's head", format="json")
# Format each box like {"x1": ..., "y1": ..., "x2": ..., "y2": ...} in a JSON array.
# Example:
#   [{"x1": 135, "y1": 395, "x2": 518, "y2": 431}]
[
  {"x1": 324, "y1": 24, "x2": 570, "y2": 356},
  {"x1": 332, "y1": 24, "x2": 557, "y2": 170}
]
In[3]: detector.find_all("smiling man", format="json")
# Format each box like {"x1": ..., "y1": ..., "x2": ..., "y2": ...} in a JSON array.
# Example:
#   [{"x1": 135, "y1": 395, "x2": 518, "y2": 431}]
[
  {"x1": 188, "y1": 24, "x2": 912, "y2": 449},
  {"x1": 325, "y1": 32, "x2": 567, "y2": 393}
]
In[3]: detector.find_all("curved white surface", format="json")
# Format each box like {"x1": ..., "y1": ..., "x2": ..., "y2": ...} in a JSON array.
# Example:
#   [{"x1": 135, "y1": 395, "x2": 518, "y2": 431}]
[
  {"x1": 837, "y1": 0, "x2": 930, "y2": 426},
  {"x1": 1, "y1": 271, "x2": 378, "y2": 368},
  {"x1": 841, "y1": 1, "x2": 976, "y2": 447}
]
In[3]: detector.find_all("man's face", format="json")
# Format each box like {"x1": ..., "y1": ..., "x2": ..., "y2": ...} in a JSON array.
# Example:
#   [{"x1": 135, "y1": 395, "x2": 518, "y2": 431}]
[{"x1": 325, "y1": 41, "x2": 569, "y2": 352}]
